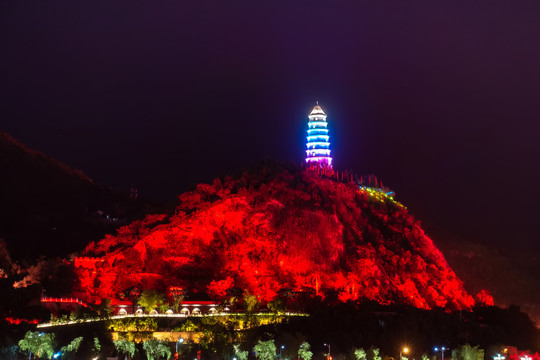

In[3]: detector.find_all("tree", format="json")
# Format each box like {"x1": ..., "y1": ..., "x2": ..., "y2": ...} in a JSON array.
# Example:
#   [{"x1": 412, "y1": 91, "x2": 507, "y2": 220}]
[
  {"x1": 171, "y1": 288, "x2": 185, "y2": 313},
  {"x1": 143, "y1": 340, "x2": 171, "y2": 360},
  {"x1": 18, "y1": 331, "x2": 55, "y2": 360},
  {"x1": 371, "y1": 348, "x2": 382, "y2": 360},
  {"x1": 476, "y1": 290, "x2": 494, "y2": 306},
  {"x1": 234, "y1": 344, "x2": 249, "y2": 360},
  {"x1": 452, "y1": 344, "x2": 484, "y2": 360},
  {"x1": 298, "y1": 342, "x2": 313, "y2": 360},
  {"x1": 97, "y1": 298, "x2": 114, "y2": 318},
  {"x1": 122, "y1": 286, "x2": 142, "y2": 313},
  {"x1": 243, "y1": 290, "x2": 259, "y2": 312},
  {"x1": 92, "y1": 338, "x2": 101, "y2": 358},
  {"x1": 158, "y1": 303, "x2": 170, "y2": 313},
  {"x1": 354, "y1": 349, "x2": 367, "y2": 360},
  {"x1": 114, "y1": 339, "x2": 136, "y2": 360},
  {"x1": 138, "y1": 289, "x2": 166, "y2": 312},
  {"x1": 253, "y1": 340, "x2": 276, "y2": 360},
  {"x1": 267, "y1": 298, "x2": 286, "y2": 313},
  {"x1": 0, "y1": 345, "x2": 19, "y2": 360},
  {"x1": 60, "y1": 337, "x2": 83, "y2": 356}
]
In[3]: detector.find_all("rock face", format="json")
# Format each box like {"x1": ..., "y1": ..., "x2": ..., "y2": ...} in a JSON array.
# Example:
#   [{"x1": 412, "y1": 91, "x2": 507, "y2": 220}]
[{"x1": 77, "y1": 163, "x2": 475, "y2": 310}]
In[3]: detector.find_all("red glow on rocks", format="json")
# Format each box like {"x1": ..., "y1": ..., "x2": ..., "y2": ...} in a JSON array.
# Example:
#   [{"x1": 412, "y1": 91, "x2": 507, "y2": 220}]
[
  {"x1": 476, "y1": 289, "x2": 495, "y2": 306},
  {"x1": 74, "y1": 166, "x2": 476, "y2": 310},
  {"x1": 5, "y1": 317, "x2": 39, "y2": 325}
]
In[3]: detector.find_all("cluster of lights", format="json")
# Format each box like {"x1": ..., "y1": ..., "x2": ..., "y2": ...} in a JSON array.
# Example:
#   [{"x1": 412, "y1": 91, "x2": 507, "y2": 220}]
[
  {"x1": 41, "y1": 297, "x2": 89, "y2": 308},
  {"x1": 306, "y1": 103, "x2": 332, "y2": 168},
  {"x1": 37, "y1": 311, "x2": 308, "y2": 328},
  {"x1": 434, "y1": 347, "x2": 447, "y2": 360},
  {"x1": 358, "y1": 186, "x2": 405, "y2": 208},
  {"x1": 306, "y1": 150, "x2": 331, "y2": 157},
  {"x1": 307, "y1": 135, "x2": 330, "y2": 142},
  {"x1": 308, "y1": 121, "x2": 328, "y2": 128}
]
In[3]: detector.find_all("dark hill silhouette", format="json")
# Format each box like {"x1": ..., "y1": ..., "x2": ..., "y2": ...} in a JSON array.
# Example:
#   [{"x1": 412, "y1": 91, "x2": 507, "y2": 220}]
[
  {"x1": 437, "y1": 238, "x2": 540, "y2": 326},
  {"x1": 0, "y1": 131, "x2": 158, "y2": 260},
  {"x1": 78, "y1": 162, "x2": 476, "y2": 310}
]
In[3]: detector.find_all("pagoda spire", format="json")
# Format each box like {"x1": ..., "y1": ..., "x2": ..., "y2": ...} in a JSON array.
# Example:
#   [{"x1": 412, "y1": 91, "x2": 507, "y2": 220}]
[{"x1": 305, "y1": 103, "x2": 332, "y2": 168}]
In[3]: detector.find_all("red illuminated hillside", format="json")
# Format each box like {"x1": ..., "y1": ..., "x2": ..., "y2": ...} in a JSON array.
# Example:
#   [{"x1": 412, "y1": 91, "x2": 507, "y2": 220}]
[{"x1": 77, "y1": 163, "x2": 476, "y2": 310}]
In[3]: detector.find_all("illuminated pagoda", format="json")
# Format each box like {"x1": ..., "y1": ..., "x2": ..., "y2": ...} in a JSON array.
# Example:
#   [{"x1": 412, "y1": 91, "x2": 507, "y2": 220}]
[{"x1": 305, "y1": 102, "x2": 332, "y2": 168}]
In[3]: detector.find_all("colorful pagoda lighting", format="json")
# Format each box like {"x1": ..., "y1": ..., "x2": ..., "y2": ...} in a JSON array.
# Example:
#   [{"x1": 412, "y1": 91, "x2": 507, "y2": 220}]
[{"x1": 306, "y1": 103, "x2": 332, "y2": 168}]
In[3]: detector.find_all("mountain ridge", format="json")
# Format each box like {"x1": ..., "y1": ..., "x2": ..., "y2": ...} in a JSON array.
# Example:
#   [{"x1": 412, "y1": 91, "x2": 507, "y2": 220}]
[{"x1": 0, "y1": 131, "x2": 158, "y2": 259}]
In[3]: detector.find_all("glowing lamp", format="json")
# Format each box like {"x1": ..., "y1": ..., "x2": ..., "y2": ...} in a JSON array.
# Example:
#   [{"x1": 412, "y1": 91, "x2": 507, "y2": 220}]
[{"x1": 434, "y1": 347, "x2": 447, "y2": 360}]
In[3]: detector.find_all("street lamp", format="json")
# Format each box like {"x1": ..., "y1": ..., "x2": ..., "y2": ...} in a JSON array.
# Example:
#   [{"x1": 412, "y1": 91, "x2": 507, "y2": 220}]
[
  {"x1": 324, "y1": 343, "x2": 331, "y2": 357},
  {"x1": 435, "y1": 347, "x2": 447, "y2": 360},
  {"x1": 176, "y1": 338, "x2": 184, "y2": 353},
  {"x1": 400, "y1": 347, "x2": 409, "y2": 359},
  {"x1": 280, "y1": 345, "x2": 285, "y2": 360}
]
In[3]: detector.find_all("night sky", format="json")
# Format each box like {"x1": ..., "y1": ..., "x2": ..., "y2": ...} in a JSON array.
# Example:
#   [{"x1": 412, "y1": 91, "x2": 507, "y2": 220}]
[{"x1": 1, "y1": 1, "x2": 539, "y2": 251}]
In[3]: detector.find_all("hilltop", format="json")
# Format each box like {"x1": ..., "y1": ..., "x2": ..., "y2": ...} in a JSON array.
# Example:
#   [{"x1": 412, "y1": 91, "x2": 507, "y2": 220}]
[{"x1": 78, "y1": 162, "x2": 478, "y2": 310}]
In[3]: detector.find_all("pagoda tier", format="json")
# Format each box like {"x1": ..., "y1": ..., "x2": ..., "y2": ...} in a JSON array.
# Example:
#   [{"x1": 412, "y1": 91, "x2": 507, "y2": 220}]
[{"x1": 305, "y1": 103, "x2": 332, "y2": 168}]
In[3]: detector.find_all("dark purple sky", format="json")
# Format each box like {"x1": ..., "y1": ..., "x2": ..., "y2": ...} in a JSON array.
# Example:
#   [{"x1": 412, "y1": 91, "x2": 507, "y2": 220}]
[{"x1": 1, "y1": 0, "x2": 539, "y2": 251}]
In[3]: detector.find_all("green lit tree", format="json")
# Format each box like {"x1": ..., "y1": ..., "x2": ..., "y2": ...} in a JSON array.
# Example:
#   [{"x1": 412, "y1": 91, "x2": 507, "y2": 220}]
[
  {"x1": 371, "y1": 348, "x2": 382, "y2": 360},
  {"x1": 354, "y1": 348, "x2": 367, "y2": 360},
  {"x1": 114, "y1": 339, "x2": 136, "y2": 360},
  {"x1": 138, "y1": 289, "x2": 166, "y2": 312},
  {"x1": 92, "y1": 338, "x2": 101, "y2": 358},
  {"x1": 452, "y1": 344, "x2": 484, "y2": 360},
  {"x1": 253, "y1": 340, "x2": 276, "y2": 360},
  {"x1": 143, "y1": 340, "x2": 171, "y2": 360},
  {"x1": 18, "y1": 331, "x2": 55, "y2": 360},
  {"x1": 234, "y1": 344, "x2": 249, "y2": 360},
  {"x1": 298, "y1": 342, "x2": 313, "y2": 360},
  {"x1": 60, "y1": 337, "x2": 83, "y2": 356}
]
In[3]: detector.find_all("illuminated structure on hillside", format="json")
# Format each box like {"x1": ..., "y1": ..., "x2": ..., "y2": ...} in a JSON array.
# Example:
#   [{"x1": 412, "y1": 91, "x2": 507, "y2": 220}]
[{"x1": 306, "y1": 103, "x2": 332, "y2": 168}]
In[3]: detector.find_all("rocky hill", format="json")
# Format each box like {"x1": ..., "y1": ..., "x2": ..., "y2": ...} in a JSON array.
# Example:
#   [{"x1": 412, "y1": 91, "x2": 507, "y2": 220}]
[
  {"x1": 78, "y1": 163, "x2": 478, "y2": 310},
  {"x1": 0, "y1": 131, "x2": 157, "y2": 260},
  {"x1": 437, "y1": 238, "x2": 540, "y2": 325}
]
